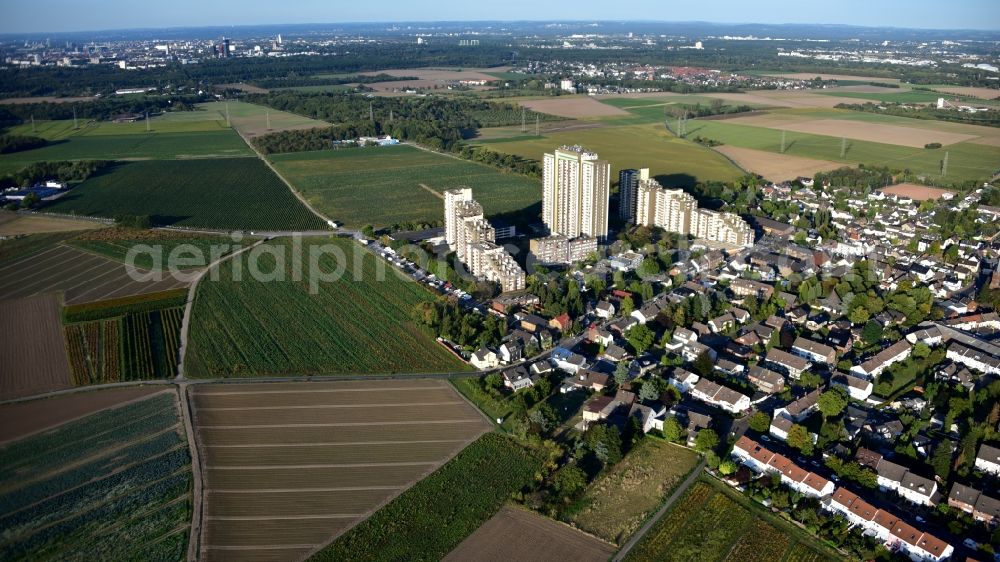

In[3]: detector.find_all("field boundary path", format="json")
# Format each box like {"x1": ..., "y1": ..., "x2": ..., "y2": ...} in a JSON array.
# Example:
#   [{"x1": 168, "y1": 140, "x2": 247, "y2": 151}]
[
  {"x1": 176, "y1": 238, "x2": 266, "y2": 380},
  {"x1": 418, "y1": 183, "x2": 444, "y2": 199},
  {"x1": 611, "y1": 456, "x2": 707, "y2": 562},
  {"x1": 233, "y1": 127, "x2": 335, "y2": 226},
  {"x1": 177, "y1": 383, "x2": 205, "y2": 562}
]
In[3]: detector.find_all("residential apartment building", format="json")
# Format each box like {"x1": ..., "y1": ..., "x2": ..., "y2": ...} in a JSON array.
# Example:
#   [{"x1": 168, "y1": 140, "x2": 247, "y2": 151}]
[
  {"x1": 444, "y1": 189, "x2": 525, "y2": 293},
  {"x1": 633, "y1": 176, "x2": 753, "y2": 246},
  {"x1": 618, "y1": 167, "x2": 646, "y2": 223},
  {"x1": 542, "y1": 145, "x2": 610, "y2": 241},
  {"x1": 529, "y1": 234, "x2": 598, "y2": 265}
]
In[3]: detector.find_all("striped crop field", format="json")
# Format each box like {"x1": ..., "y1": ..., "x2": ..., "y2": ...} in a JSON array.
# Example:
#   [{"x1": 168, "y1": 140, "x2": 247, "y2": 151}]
[
  {"x1": 185, "y1": 236, "x2": 469, "y2": 378},
  {"x1": 190, "y1": 379, "x2": 489, "y2": 562}
]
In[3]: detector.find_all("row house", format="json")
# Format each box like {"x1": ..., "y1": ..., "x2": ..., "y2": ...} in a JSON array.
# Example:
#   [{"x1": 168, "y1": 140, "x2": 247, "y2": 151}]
[
  {"x1": 791, "y1": 337, "x2": 837, "y2": 365},
  {"x1": 976, "y1": 443, "x2": 1000, "y2": 475},
  {"x1": 850, "y1": 340, "x2": 912, "y2": 379},
  {"x1": 867, "y1": 455, "x2": 937, "y2": 506},
  {"x1": 831, "y1": 372, "x2": 874, "y2": 401},
  {"x1": 828, "y1": 488, "x2": 953, "y2": 562},
  {"x1": 690, "y1": 378, "x2": 750, "y2": 414},
  {"x1": 747, "y1": 365, "x2": 785, "y2": 394},
  {"x1": 947, "y1": 483, "x2": 1000, "y2": 525},
  {"x1": 765, "y1": 348, "x2": 810, "y2": 379},
  {"x1": 731, "y1": 436, "x2": 834, "y2": 498}
]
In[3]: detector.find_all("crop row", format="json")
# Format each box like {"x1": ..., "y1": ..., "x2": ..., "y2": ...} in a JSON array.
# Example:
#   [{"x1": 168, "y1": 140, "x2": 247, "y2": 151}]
[
  {"x1": 310, "y1": 433, "x2": 541, "y2": 562},
  {"x1": 724, "y1": 520, "x2": 792, "y2": 562},
  {"x1": 0, "y1": 392, "x2": 190, "y2": 561},
  {"x1": 0, "y1": 393, "x2": 177, "y2": 481},
  {"x1": 186, "y1": 238, "x2": 465, "y2": 377},
  {"x1": 63, "y1": 288, "x2": 188, "y2": 323},
  {"x1": 64, "y1": 319, "x2": 122, "y2": 385}
]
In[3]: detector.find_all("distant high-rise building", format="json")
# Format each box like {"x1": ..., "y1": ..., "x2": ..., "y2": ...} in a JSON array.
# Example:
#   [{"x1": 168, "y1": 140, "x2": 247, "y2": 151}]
[
  {"x1": 542, "y1": 145, "x2": 610, "y2": 242},
  {"x1": 618, "y1": 167, "x2": 648, "y2": 223},
  {"x1": 635, "y1": 177, "x2": 752, "y2": 247},
  {"x1": 217, "y1": 38, "x2": 230, "y2": 58}
]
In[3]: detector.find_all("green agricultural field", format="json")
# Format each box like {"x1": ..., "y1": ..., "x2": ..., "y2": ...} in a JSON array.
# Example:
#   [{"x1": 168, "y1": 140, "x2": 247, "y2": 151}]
[
  {"x1": 0, "y1": 392, "x2": 192, "y2": 561},
  {"x1": 198, "y1": 100, "x2": 330, "y2": 136},
  {"x1": 270, "y1": 144, "x2": 541, "y2": 228},
  {"x1": 185, "y1": 236, "x2": 469, "y2": 377},
  {"x1": 310, "y1": 432, "x2": 542, "y2": 562},
  {"x1": 625, "y1": 479, "x2": 843, "y2": 562},
  {"x1": 44, "y1": 158, "x2": 325, "y2": 230},
  {"x1": 817, "y1": 89, "x2": 959, "y2": 104},
  {"x1": 685, "y1": 119, "x2": 998, "y2": 184},
  {"x1": 476, "y1": 122, "x2": 745, "y2": 187},
  {"x1": 568, "y1": 438, "x2": 701, "y2": 544}
]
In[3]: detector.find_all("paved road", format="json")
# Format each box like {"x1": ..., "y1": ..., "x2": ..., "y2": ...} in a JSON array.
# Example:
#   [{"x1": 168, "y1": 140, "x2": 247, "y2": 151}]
[{"x1": 612, "y1": 456, "x2": 707, "y2": 562}]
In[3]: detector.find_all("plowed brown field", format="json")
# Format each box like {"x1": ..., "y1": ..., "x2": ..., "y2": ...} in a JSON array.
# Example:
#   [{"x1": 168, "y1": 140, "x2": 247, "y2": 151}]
[{"x1": 191, "y1": 379, "x2": 489, "y2": 562}]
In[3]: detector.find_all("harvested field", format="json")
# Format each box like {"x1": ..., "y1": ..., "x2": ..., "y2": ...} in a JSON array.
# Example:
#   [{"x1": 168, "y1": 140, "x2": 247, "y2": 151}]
[
  {"x1": 745, "y1": 91, "x2": 878, "y2": 108},
  {"x1": 0, "y1": 294, "x2": 72, "y2": 401},
  {"x1": 778, "y1": 118, "x2": 976, "y2": 147},
  {"x1": 0, "y1": 212, "x2": 104, "y2": 236},
  {"x1": 0, "y1": 244, "x2": 188, "y2": 305},
  {"x1": 217, "y1": 82, "x2": 269, "y2": 94},
  {"x1": 0, "y1": 386, "x2": 165, "y2": 443},
  {"x1": 444, "y1": 506, "x2": 614, "y2": 562},
  {"x1": 826, "y1": 85, "x2": 907, "y2": 94},
  {"x1": 191, "y1": 379, "x2": 489, "y2": 562},
  {"x1": 519, "y1": 96, "x2": 629, "y2": 118},
  {"x1": 760, "y1": 72, "x2": 900, "y2": 83},
  {"x1": 714, "y1": 145, "x2": 845, "y2": 182},
  {"x1": 720, "y1": 115, "x2": 977, "y2": 148},
  {"x1": 932, "y1": 86, "x2": 1000, "y2": 100},
  {"x1": 879, "y1": 183, "x2": 956, "y2": 201}
]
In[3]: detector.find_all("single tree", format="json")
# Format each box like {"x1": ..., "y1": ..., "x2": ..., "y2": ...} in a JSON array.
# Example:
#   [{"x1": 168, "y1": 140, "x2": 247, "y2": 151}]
[
  {"x1": 662, "y1": 417, "x2": 682, "y2": 442},
  {"x1": 639, "y1": 380, "x2": 660, "y2": 402},
  {"x1": 749, "y1": 411, "x2": 771, "y2": 433},
  {"x1": 787, "y1": 424, "x2": 814, "y2": 456},
  {"x1": 694, "y1": 428, "x2": 719, "y2": 453},
  {"x1": 818, "y1": 389, "x2": 848, "y2": 419}
]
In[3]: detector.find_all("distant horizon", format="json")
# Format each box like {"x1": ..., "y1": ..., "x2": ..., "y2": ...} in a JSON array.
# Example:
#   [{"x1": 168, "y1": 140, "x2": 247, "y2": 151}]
[
  {"x1": 3, "y1": 0, "x2": 999, "y2": 35},
  {"x1": 3, "y1": 19, "x2": 1000, "y2": 38}
]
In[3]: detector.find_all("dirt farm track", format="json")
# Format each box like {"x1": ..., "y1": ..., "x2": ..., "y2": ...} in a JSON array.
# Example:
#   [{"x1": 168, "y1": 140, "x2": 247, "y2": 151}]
[{"x1": 191, "y1": 379, "x2": 489, "y2": 562}]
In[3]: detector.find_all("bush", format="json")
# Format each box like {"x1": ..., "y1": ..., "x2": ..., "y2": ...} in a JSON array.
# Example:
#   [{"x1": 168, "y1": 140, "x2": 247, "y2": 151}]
[{"x1": 925, "y1": 142, "x2": 942, "y2": 149}]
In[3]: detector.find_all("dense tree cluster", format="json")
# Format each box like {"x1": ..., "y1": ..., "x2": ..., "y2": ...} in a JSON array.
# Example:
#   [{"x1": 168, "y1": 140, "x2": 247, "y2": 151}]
[
  {"x1": 836, "y1": 101, "x2": 1000, "y2": 128},
  {"x1": 411, "y1": 299, "x2": 507, "y2": 350},
  {"x1": 0, "y1": 160, "x2": 110, "y2": 189},
  {"x1": 0, "y1": 95, "x2": 207, "y2": 127},
  {"x1": 0, "y1": 135, "x2": 47, "y2": 154}
]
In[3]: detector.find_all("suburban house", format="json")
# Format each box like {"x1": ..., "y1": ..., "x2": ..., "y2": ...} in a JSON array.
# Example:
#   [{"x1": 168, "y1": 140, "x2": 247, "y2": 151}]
[
  {"x1": 502, "y1": 365, "x2": 535, "y2": 391},
  {"x1": 774, "y1": 388, "x2": 822, "y2": 422},
  {"x1": 947, "y1": 483, "x2": 1000, "y2": 524},
  {"x1": 769, "y1": 415, "x2": 794, "y2": 441},
  {"x1": 730, "y1": 278, "x2": 775, "y2": 301},
  {"x1": 851, "y1": 340, "x2": 912, "y2": 378},
  {"x1": 471, "y1": 347, "x2": 499, "y2": 369},
  {"x1": 549, "y1": 313, "x2": 572, "y2": 332},
  {"x1": 791, "y1": 337, "x2": 837, "y2": 365},
  {"x1": 517, "y1": 313, "x2": 550, "y2": 333},
  {"x1": 748, "y1": 365, "x2": 785, "y2": 394},
  {"x1": 498, "y1": 341, "x2": 523, "y2": 364},
  {"x1": 560, "y1": 368, "x2": 609, "y2": 393},
  {"x1": 595, "y1": 300, "x2": 616, "y2": 319},
  {"x1": 668, "y1": 368, "x2": 700, "y2": 394},
  {"x1": 690, "y1": 378, "x2": 750, "y2": 414},
  {"x1": 831, "y1": 372, "x2": 874, "y2": 401},
  {"x1": 765, "y1": 348, "x2": 810, "y2": 379},
  {"x1": 975, "y1": 443, "x2": 1000, "y2": 475},
  {"x1": 708, "y1": 312, "x2": 736, "y2": 334},
  {"x1": 550, "y1": 348, "x2": 587, "y2": 374}
]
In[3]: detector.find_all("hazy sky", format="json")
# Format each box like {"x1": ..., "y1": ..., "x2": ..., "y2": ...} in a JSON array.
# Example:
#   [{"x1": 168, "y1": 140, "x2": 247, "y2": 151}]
[{"x1": 3, "y1": 0, "x2": 999, "y2": 34}]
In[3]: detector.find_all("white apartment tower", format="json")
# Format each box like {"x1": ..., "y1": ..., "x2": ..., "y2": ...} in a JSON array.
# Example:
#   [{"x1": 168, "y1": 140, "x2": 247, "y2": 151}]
[
  {"x1": 444, "y1": 187, "x2": 473, "y2": 247},
  {"x1": 542, "y1": 146, "x2": 610, "y2": 241}
]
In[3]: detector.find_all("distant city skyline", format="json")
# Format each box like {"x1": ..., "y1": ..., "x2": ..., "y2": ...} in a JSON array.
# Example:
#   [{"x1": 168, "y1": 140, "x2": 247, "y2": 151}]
[{"x1": 2, "y1": 0, "x2": 999, "y2": 34}]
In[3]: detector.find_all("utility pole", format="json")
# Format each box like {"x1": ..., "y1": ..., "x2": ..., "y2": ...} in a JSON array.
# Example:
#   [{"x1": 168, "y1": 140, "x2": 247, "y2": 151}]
[
  {"x1": 73, "y1": 107, "x2": 78, "y2": 129},
  {"x1": 389, "y1": 109, "x2": 394, "y2": 123},
  {"x1": 840, "y1": 136, "x2": 847, "y2": 158},
  {"x1": 225, "y1": 102, "x2": 231, "y2": 128},
  {"x1": 145, "y1": 111, "x2": 150, "y2": 132},
  {"x1": 369, "y1": 102, "x2": 374, "y2": 122},
  {"x1": 535, "y1": 115, "x2": 539, "y2": 137},
  {"x1": 31, "y1": 115, "x2": 36, "y2": 134},
  {"x1": 266, "y1": 110, "x2": 271, "y2": 130},
  {"x1": 942, "y1": 151, "x2": 949, "y2": 177},
  {"x1": 780, "y1": 130, "x2": 786, "y2": 154},
  {"x1": 521, "y1": 107, "x2": 526, "y2": 133}
]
